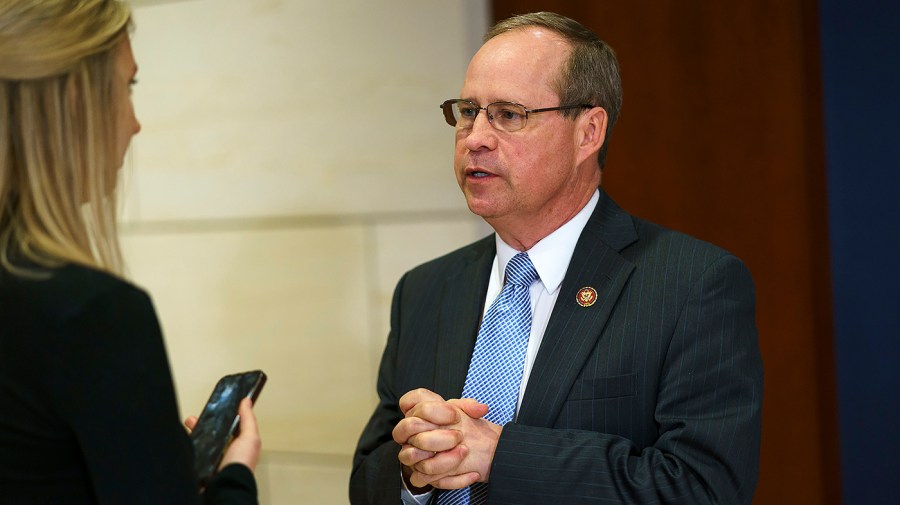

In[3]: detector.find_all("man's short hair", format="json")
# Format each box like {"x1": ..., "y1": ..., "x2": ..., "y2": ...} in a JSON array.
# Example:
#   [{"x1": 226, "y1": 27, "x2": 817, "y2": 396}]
[{"x1": 487, "y1": 12, "x2": 623, "y2": 169}]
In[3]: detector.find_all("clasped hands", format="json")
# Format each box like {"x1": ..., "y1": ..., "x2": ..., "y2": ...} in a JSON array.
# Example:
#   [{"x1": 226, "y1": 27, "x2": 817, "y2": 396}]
[{"x1": 392, "y1": 388, "x2": 502, "y2": 491}]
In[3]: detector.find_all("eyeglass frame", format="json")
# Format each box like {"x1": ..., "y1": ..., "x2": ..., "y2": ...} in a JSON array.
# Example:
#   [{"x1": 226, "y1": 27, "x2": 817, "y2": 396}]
[{"x1": 440, "y1": 99, "x2": 595, "y2": 132}]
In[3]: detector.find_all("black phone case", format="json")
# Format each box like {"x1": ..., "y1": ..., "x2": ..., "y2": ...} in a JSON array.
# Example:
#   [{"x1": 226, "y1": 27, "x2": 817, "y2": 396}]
[{"x1": 190, "y1": 370, "x2": 266, "y2": 486}]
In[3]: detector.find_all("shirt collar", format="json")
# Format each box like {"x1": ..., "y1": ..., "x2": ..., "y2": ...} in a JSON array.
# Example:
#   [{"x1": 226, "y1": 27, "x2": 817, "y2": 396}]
[{"x1": 495, "y1": 189, "x2": 600, "y2": 294}]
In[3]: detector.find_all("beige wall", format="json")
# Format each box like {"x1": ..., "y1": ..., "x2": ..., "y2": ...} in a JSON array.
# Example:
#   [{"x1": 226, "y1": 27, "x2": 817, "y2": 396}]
[{"x1": 121, "y1": 1, "x2": 489, "y2": 503}]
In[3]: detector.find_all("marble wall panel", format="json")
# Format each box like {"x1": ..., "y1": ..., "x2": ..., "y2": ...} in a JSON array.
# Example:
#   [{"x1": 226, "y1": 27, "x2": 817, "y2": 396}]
[
  {"x1": 126, "y1": 0, "x2": 489, "y2": 222},
  {"x1": 256, "y1": 451, "x2": 351, "y2": 505},
  {"x1": 121, "y1": 225, "x2": 374, "y2": 455}
]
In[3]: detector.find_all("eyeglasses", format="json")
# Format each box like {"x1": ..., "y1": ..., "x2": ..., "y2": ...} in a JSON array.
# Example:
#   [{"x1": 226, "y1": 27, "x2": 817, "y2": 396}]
[{"x1": 440, "y1": 99, "x2": 594, "y2": 132}]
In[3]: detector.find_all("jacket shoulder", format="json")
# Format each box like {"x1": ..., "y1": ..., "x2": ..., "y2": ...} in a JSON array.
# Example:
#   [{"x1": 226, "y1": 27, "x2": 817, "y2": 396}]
[
  {"x1": 1, "y1": 263, "x2": 149, "y2": 329},
  {"x1": 629, "y1": 216, "x2": 742, "y2": 264},
  {"x1": 403, "y1": 234, "x2": 494, "y2": 282}
]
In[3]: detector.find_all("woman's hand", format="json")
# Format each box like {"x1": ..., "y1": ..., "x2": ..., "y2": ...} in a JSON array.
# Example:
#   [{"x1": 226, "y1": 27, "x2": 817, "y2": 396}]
[
  {"x1": 183, "y1": 415, "x2": 198, "y2": 433},
  {"x1": 218, "y1": 398, "x2": 262, "y2": 472},
  {"x1": 183, "y1": 397, "x2": 262, "y2": 473}
]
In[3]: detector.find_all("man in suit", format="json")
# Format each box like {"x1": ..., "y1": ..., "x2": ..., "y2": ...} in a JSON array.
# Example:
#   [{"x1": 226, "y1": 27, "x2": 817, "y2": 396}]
[{"x1": 350, "y1": 11, "x2": 762, "y2": 505}]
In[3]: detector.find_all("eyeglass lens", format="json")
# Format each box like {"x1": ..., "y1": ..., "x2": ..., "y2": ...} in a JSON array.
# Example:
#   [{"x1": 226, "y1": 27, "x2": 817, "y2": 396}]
[{"x1": 444, "y1": 100, "x2": 528, "y2": 132}]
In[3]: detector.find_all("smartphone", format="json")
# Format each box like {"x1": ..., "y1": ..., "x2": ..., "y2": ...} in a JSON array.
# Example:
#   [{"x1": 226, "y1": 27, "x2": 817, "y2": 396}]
[{"x1": 190, "y1": 370, "x2": 266, "y2": 486}]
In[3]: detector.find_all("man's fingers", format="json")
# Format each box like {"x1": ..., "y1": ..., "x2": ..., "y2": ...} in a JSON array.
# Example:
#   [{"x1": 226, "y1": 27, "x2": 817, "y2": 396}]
[
  {"x1": 430, "y1": 471, "x2": 482, "y2": 490},
  {"x1": 398, "y1": 444, "x2": 436, "y2": 468},
  {"x1": 405, "y1": 400, "x2": 461, "y2": 426},
  {"x1": 448, "y1": 398, "x2": 489, "y2": 419},
  {"x1": 399, "y1": 388, "x2": 445, "y2": 415},
  {"x1": 392, "y1": 416, "x2": 440, "y2": 445},
  {"x1": 409, "y1": 469, "x2": 440, "y2": 488},
  {"x1": 413, "y1": 444, "x2": 468, "y2": 476},
  {"x1": 406, "y1": 428, "x2": 462, "y2": 453}
]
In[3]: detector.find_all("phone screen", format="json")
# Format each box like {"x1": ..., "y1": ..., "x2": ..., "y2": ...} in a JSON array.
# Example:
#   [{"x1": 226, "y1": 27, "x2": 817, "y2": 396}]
[{"x1": 190, "y1": 370, "x2": 266, "y2": 486}]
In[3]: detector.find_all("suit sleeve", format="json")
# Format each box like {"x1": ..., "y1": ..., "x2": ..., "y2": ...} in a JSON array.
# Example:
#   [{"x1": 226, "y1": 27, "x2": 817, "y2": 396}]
[
  {"x1": 47, "y1": 282, "x2": 202, "y2": 504},
  {"x1": 49, "y1": 281, "x2": 256, "y2": 505},
  {"x1": 488, "y1": 254, "x2": 763, "y2": 505},
  {"x1": 205, "y1": 464, "x2": 258, "y2": 505},
  {"x1": 349, "y1": 274, "x2": 410, "y2": 504}
]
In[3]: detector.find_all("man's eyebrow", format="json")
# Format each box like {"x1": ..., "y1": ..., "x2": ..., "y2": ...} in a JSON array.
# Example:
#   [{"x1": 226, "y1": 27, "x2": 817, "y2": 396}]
[{"x1": 460, "y1": 97, "x2": 520, "y2": 105}]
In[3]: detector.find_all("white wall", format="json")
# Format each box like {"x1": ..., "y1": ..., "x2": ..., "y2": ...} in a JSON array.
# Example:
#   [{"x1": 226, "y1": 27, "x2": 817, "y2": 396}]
[{"x1": 121, "y1": 1, "x2": 489, "y2": 502}]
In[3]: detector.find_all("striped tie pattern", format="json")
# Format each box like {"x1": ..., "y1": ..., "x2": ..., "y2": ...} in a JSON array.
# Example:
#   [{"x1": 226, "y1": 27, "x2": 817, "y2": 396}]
[{"x1": 437, "y1": 252, "x2": 539, "y2": 505}]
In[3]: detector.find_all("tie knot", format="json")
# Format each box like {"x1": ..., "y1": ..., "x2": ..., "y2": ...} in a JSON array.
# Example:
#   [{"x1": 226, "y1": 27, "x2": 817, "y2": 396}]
[{"x1": 505, "y1": 252, "x2": 539, "y2": 287}]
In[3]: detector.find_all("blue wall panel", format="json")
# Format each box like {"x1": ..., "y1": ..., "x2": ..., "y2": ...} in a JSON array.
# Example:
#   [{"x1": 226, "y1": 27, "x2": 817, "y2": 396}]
[{"x1": 820, "y1": 0, "x2": 900, "y2": 502}]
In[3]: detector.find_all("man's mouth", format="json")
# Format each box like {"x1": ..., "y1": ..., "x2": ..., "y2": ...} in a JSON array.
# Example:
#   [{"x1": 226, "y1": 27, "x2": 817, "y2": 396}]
[{"x1": 466, "y1": 167, "x2": 495, "y2": 178}]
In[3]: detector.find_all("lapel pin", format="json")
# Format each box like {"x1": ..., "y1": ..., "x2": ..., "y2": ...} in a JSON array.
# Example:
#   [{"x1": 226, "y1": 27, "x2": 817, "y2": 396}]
[{"x1": 576, "y1": 287, "x2": 598, "y2": 307}]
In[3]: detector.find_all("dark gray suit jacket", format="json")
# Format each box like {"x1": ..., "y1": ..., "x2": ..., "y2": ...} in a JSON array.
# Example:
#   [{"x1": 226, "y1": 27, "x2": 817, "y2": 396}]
[{"x1": 350, "y1": 190, "x2": 762, "y2": 504}]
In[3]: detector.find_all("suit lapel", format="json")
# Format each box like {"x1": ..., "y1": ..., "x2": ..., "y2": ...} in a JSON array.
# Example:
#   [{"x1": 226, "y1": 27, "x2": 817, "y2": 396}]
[
  {"x1": 433, "y1": 237, "x2": 495, "y2": 400},
  {"x1": 517, "y1": 190, "x2": 638, "y2": 426}
]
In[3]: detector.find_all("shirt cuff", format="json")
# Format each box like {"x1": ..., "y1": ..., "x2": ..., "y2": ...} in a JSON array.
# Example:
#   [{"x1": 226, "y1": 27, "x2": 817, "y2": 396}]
[{"x1": 400, "y1": 468, "x2": 434, "y2": 505}]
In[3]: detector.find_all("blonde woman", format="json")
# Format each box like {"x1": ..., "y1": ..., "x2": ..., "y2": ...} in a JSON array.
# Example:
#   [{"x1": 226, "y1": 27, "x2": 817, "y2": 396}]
[{"x1": 0, "y1": 1, "x2": 260, "y2": 503}]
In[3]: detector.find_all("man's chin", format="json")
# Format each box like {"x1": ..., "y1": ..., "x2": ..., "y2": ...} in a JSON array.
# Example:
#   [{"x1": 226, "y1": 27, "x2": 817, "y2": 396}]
[{"x1": 465, "y1": 200, "x2": 505, "y2": 222}]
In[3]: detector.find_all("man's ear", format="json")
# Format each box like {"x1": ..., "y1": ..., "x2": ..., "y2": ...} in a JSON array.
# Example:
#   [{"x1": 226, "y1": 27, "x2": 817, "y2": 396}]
[{"x1": 575, "y1": 106, "x2": 608, "y2": 165}]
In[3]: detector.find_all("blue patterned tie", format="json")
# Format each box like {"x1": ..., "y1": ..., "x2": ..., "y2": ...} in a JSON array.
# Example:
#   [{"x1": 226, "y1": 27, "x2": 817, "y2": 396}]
[{"x1": 438, "y1": 252, "x2": 539, "y2": 505}]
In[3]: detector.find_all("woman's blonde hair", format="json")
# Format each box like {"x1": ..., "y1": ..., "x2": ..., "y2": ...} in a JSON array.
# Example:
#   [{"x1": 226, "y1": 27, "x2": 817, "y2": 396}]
[{"x1": 0, "y1": 0, "x2": 132, "y2": 275}]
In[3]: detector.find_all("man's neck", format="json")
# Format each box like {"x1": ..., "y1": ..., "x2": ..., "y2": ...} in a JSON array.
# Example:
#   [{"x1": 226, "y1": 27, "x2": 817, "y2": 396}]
[{"x1": 489, "y1": 188, "x2": 598, "y2": 251}]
